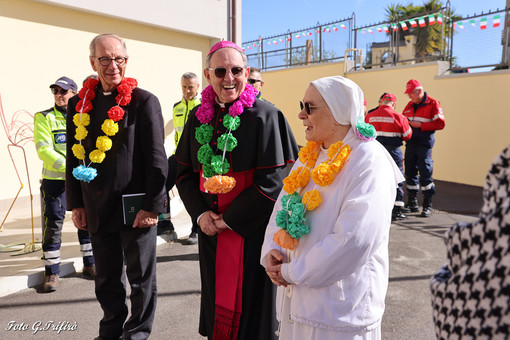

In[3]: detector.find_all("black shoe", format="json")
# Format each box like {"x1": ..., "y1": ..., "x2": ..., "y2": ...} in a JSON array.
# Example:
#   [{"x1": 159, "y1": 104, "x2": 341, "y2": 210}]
[
  {"x1": 421, "y1": 196, "x2": 432, "y2": 217},
  {"x1": 406, "y1": 193, "x2": 419, "y2": 212},
  {"x1": 421, "y1": 206, "x2": 432, "y2": 217},
  {"x1": 187, "y1": 232, "x2": 198, "y2": 245},
  {"x1": 401, "y1": 206, "x2": 411, "y2": 213},
  {"x1": 405, "y1": 203, "x2": 419, "y2": 213},
  {"x1": 392, "y1": 206, "x2": 407, "y2": 221},
  {"x1": 392, "y1": 211, "x2": 407, "y2": 221},
  {"x1": 157, "y1": 219, "x2": 174, "y2": 235}
]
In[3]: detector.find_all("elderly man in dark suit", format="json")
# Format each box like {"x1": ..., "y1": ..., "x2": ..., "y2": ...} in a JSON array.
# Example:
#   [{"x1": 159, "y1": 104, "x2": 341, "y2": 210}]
[{"x1": 65, "y1": 33, "x2": 167, "y2": 340}]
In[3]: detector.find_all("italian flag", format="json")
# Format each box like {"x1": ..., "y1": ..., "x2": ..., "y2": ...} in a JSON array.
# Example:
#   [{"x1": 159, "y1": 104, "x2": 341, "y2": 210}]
[
  {"x1": 333, "y1": 25, "x2": 338, "y2": 31},
  {"x1": 400, "y1": 21, "x2": 409, "y2": 31},
  {"x1": 361, "y1": 28, "x2": 367, "y2": 34},
  {"x1": 457, "y1": 21, "x2": 465, "y2": 30},
  {"x1": 493, "y1": 15, "x2": 501, "y2": 28},
  {"x1": 377, "y1": 26, "x2": 383, "y2": 32},
  {"x1": 383, "y1": 26, "x2": 390, "y2": 33},
  {"x1": 469, "y1": 19, "x2": 476, "y2": 27},
  {"x1": 409, "y1": 19, "x2": 418, "y2": 27},
  {"x1": 419, "y1": 17, "x2": 426, "y2": 27},
  {"x1": 367, "y1": 28, "x2": 374, "y2": 34},
  {"x1": 480, "y1": 17, "x2": 487, "y2": 29},
  {"x1": 437, "y1": 14, "x2": 443, "y2": 25},
  {"x1": 340, "y1": 23, "x2": 347, "y2": 29},
  {"x1": 429, "y1": 14, "x2": 435, "y2": 25},
  {"x1": 392, "y1": 24, "x2": 398, "y2": 32}
]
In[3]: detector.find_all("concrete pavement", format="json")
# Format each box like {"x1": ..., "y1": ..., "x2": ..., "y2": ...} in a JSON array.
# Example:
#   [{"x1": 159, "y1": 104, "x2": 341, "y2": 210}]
[{"x1": 0, "y1": 181, "x2": 482, "y2": 339}]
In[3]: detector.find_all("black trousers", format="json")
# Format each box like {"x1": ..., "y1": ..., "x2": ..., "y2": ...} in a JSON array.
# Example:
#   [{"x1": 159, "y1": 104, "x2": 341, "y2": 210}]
[{"x1": 90, "y1": 225, "x2": 157, "y2": 340}]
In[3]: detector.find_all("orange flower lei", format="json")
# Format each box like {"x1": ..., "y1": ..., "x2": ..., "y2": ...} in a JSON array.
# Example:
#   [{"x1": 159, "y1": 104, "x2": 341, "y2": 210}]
[{"x1": 274, "y1": 140, "x2": 351, "y2": 250}]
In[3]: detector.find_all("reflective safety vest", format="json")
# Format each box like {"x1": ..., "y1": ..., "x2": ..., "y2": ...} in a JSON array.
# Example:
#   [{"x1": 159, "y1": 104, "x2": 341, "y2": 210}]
[
  {"x1": 34, "y1": 106, "x2": 66, "y2": 180},
  {"x1": 173, "y1": 96, "x2": 201, "y2": 148}
]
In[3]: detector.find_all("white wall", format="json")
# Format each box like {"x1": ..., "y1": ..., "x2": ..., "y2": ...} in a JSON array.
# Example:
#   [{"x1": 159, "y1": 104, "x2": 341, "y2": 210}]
[{"x1": 36, "y1": 0, "x2": 242, "y2": 42}]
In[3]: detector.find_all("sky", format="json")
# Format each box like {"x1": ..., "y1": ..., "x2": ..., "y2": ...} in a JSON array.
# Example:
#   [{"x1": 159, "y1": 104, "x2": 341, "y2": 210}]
[{"x1": 242, "y1": 0, "x2": 506, "y2": 42}]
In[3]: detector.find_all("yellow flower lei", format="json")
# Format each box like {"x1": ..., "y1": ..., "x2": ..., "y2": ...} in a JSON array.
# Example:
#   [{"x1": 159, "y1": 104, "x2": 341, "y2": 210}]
[
  {"x1": 72, "y1": 78, "x2": 136, "y2": 164},
  {"x1": 274, "y1": 140, "x2": 351, "y2": 250}
]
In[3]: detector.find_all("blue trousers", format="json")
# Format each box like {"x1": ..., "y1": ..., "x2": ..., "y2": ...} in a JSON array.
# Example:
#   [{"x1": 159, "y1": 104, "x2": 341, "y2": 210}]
[
  {"x1": 383, "y1": 145, "x2": 405, "y2": 206},
  {"x1": 404, "y1": 144, "x2": 435, "y2": 197},
  {"x1": 41, "y1": 179, "x2": 94, "y2": 275}
]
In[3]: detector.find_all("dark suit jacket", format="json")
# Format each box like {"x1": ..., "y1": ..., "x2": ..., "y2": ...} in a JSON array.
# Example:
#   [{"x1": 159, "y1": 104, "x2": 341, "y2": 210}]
[{"x1": 65, "y1": 86, "x2": 168, "y2": 233}]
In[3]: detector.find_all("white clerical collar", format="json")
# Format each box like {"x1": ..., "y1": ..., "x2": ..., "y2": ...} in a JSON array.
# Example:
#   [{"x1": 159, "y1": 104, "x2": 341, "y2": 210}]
[
  {"x1": 103, "y1": 91, "x2": 112, "y2": 96},
  {"x1": 216, "y1": 97, "x2": 226, "y2": 108}
]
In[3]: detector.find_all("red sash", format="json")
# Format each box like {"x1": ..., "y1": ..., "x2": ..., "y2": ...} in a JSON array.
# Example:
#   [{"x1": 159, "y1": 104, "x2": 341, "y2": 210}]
[{"x1": 200, "y1": 168, "x2": 254, "y2": 340}]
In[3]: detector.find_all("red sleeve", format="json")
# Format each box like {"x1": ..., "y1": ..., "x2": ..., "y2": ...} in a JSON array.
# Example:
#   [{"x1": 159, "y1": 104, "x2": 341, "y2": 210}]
[
  {"x1": 398, "y1": 114, "x2": 413, "y2": 141},
  {"x1": 421, "y1": 99, "x2": 445, "y2": 131}
]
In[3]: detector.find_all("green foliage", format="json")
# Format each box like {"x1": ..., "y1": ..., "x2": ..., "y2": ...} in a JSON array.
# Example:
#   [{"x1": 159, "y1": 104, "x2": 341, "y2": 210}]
[{"x1": 384, "y1": 0, "x2": 458, "y2": 61}]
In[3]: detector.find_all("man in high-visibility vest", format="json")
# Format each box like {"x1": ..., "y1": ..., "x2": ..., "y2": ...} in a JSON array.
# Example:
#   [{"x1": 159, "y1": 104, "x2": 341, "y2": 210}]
[
  {"x1": 34, "y1": 76, "x2": 95, "y2": 292},
  {"x1": 164, "y1": 72, "x2": 201, "y2": 244},
  {"x1": 173, "y1": 72, "x2": 201, "y2": 148}
]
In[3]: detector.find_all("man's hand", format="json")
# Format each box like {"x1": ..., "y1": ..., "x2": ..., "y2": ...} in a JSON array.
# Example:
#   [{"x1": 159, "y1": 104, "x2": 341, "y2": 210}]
[
  {"x1": 72, "y1": 208, "x2": 88, "y2": 231},
  {"x1": 265, "y1": 249, "x2": 290, "y2": 287},
  {"x1": 133, "y1": 209, "x2": 158, "y2": 228},
  {"x1": 198, "y1": 211, "x2": 225, "y2": 236},
  {"x1": 409, "y1": 121, "x2": 422, "y2": 129}
]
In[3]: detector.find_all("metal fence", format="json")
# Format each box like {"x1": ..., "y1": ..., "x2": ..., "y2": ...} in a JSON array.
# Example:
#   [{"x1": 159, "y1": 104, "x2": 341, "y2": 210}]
[
  {"x1": 449, "y1": 8, "x2": 509, "y2": 72},
  {"x1": 242, "y1": 4, "x2": 509, "y2": 73},
  {"x1": 354, "y1": 7, "x2": 451, "y2": 70},
  {"x1": 242, "y1": 17, "x2": 353, "y2": 70}
]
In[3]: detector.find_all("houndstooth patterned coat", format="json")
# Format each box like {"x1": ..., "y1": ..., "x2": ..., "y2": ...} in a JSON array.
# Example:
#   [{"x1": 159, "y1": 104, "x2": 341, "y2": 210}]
[{"x1": 430, "y1": 144, "x2": 510, "y2": 339}]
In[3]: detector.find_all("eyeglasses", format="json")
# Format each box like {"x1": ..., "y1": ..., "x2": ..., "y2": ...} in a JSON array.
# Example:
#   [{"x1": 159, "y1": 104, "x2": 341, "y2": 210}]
[
  {"x1": 300, "y1": 101, "x2": 322, "y2": 115},
  {"x1": 51, "y1": 88, "x2": 69, "y2": 95},
  {"x1": 247, "y1": 79, "x2": 262, "y2": 84},
  {"x1": 94, "y1": 56, "x2": 128, "y2": 66},
  {"x1": 208, "y1": 67, "x2": 245, "y2": 78}
]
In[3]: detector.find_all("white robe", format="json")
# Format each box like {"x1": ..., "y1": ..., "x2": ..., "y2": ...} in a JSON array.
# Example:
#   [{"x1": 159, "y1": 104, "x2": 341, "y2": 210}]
[{"x1": 261, "y1": 129, "x2": 403, "y2": 340}]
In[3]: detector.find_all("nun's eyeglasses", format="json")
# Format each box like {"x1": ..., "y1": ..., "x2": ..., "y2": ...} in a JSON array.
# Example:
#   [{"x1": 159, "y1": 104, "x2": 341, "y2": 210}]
[{"x1": 300, "y1": 101, "x2": 321, "y2": 115}]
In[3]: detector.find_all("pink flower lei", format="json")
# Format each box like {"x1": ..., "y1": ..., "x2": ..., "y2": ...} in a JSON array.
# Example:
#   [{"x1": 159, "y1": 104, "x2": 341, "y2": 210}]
[
  {"x1": 195, "y1": 84, "x2": 258, "y2": 124},
  {"x1": 195, "y1": 83, "x2": 258, "y2": 194}
]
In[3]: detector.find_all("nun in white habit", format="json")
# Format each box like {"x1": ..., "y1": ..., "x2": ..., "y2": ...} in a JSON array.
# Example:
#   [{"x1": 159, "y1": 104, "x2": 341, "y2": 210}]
[{"x1": 261, "y1": 76, "x2": 404, "y2": 340}]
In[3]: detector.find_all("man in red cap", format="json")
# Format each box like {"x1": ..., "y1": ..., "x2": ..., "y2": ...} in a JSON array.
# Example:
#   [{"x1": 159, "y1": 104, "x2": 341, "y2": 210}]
[
  {"x1": 175, "y1": 40, "x2": 298, "y2": 339},
  {"x1": 365, "y1": 93, "x2": 412, "y2": 220},
  {"x1": 402, "y1": 79, "x2": 445, "y2": 217}
]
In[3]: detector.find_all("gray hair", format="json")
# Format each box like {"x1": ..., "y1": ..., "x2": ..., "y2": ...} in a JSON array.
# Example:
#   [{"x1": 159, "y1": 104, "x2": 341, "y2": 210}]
[
  {"x1": 414, "y1": 86, "x2": 424, "y2": 94},
  {"x1": 89, "y1": 33, "x2": 127, "y2": 57},
  {"x1": 181, "y1": 72, "x2": 199, "y2": 81},
  {"x1": 205, "y1": 47, "x2": 249, "y2": 69}
]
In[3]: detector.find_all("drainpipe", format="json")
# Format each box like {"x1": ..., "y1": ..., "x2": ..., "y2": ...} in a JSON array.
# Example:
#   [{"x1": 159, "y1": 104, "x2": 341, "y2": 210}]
[{"x1": 227, "y1": 0, "x2": 231, "y2": 41}]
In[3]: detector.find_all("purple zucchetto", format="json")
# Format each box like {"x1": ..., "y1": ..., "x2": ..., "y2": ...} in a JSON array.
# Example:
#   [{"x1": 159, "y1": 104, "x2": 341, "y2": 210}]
[{"x1": 208, "y1": 40, "x2": 243, "y2": 56}]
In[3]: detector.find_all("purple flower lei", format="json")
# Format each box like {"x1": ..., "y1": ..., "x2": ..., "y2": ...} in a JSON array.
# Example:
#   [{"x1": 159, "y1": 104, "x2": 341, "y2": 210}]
[{"x1": 195, "y1": 84, "x2": 258, "y2": 124}]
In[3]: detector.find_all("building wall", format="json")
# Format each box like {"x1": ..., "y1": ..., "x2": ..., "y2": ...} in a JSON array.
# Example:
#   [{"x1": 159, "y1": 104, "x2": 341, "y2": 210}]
[
  {"x1": 0, "y1": 0, "x2": 224, "y2": 202},
  {"x1": 260, "y1": 61, "x2": 510, "y2": 187},
  {"x1": 37, "y1": 0, "x2": 231, "y2": 39}
]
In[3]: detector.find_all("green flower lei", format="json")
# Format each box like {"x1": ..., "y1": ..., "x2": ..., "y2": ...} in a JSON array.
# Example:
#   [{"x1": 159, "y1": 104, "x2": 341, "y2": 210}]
[{"x1": 196, "y1": 114, "x2": 241, "y2": 177}]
